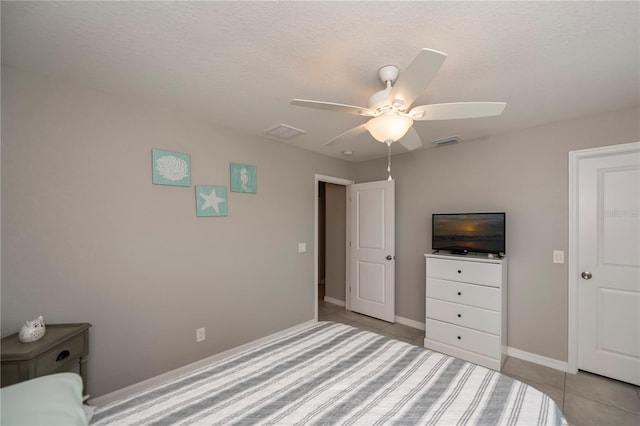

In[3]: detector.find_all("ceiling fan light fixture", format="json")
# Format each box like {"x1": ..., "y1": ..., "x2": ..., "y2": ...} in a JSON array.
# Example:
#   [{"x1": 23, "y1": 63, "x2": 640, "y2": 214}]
[
  {"x1": 291, "y1": 49, "x2": 505, "y2": 153},
  {"x1": 366, "y1": 113, "x2": 413, "y2": 143}
]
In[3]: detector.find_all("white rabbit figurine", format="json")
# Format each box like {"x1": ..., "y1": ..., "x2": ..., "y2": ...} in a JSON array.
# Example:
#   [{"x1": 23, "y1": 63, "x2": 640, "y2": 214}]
[{"x1": 18, "y1": 316, "x2": 46, "y2": 343}]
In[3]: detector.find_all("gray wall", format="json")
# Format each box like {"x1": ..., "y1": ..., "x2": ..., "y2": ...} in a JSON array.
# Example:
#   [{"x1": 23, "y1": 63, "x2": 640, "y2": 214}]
[
  {"x1": 1, "y1": 67, "x2": 352, "y2": 396},
  {"x1": 2, "y1": 66, "x2": 638, "y2": 397},
  {"x1": 324, "y1": 183, "x2": 346, "y2": 301},
  {"x1": 352, "y1": 107, "x2": 640, "y2": 362}
]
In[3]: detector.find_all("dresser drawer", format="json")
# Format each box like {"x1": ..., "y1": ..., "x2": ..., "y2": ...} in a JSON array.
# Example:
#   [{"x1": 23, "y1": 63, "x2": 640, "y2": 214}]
[
  {"x1": 426, "y1": 277, "x2": 500, "y2": 310},
  {"x1": 34, "y1": 332, "x2": 87, "y2": 377},
  {"x1": 426, "y1": 297, "x2": 500, "y2": 334},
  {"x1": 427, "y1": 257, "x2": 502, "y2": 287},
  {"x1": 425, "y1": 319, "x2": 500, "y2": 359}
]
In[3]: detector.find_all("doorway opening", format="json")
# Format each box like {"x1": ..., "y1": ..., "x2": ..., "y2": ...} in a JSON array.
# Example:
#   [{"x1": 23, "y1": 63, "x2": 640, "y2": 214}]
[
  {"x1": 313, "y1": 175, "x2": 353, "y2": 321},
  {"x1": 318, "y1": 181, "x2": 348, "y2": 305}
]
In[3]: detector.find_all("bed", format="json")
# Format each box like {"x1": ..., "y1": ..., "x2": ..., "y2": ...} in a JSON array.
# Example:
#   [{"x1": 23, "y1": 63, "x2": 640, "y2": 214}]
[{"x1": 89, "y1": 321, "x2": 566, "y2": 425}]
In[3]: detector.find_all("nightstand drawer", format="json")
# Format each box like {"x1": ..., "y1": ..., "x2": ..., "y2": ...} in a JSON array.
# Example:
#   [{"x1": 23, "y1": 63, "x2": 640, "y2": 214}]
[
  {"x1": 425, "y1": 318, "x2": 500, "y2": 358},
  {"x1": 426, "y1": 297, "x2": 500, "y2": 334},
  {"x1": 427, "y1": 257, "x2": 502, "y2": 287},
  {"x1": 426, "y1": 278, "x2": 500, "y2": 310},
  {"x1": 35, "y1": 331, "x2": 87, "y2": 376}
]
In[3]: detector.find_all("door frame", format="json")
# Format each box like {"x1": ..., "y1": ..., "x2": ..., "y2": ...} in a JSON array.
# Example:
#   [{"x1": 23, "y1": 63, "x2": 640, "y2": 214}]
[
  {"x1": 314, "y1": 174, "x2": 354, "y2": 321},
  {"x1": 567, "y1": 141, "x2": 640, "y2": 374}
]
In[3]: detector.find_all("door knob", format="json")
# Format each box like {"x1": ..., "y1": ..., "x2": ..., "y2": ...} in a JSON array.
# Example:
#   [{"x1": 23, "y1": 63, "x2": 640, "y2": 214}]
[
  {"x1": 581, "y1": 271, "x2": 593, "y2": 280},
  {"x1": 386, "y1": 255, "x2": 393, "y2": 260}
]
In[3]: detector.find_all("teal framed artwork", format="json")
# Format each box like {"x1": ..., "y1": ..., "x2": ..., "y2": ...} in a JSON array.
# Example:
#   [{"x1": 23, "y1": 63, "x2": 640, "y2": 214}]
[
  {"x1": 230, "y1": 163, "x2": 257, "y2": 193},
  {"x1": 152, "y1": 149, "x2": 191, "y2": 186},
  {"x1": 195, "y1": 185, "x2": 228, "y2": 217}
]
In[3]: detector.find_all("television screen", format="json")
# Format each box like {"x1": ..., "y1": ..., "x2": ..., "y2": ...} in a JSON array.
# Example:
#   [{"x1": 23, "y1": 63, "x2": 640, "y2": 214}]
[{"x1": 432, "y1": 213, "x2": 505, "y2": 254}]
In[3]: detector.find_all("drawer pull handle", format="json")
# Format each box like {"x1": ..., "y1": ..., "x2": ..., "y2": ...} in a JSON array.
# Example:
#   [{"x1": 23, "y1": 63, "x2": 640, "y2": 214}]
[
  {"x1": 457, "y1": 270, "x2": 462, "y2": 274},
  {"x1": 457, "y1": 314, "x2": 462, "y2": 318},
  {"x1": 457, "y1": 336, "x2": 461, "y2": 340},
  {"x1": 457, "y1": 292, "x2": 462, "y2": 296},
  {"x1": 56, "y1": 350, "x2": 70, "y2": 362}
]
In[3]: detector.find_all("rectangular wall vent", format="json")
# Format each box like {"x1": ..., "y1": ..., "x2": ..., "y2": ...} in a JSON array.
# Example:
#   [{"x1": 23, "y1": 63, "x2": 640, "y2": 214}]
[{"x1": 264, "y1": 124, "x2": 305, "y2": 140}]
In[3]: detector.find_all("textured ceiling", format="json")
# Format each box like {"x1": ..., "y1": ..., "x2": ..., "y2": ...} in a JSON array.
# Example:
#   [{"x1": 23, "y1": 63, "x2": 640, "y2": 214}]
[{"x1": 2, "y1": 1, "x2": 639, "y2": 162}]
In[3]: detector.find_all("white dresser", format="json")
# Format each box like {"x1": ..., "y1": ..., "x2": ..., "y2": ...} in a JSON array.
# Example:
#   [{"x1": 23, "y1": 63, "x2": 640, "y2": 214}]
[{"x1": 424, "y1": 254, "x2": 507, "y2": 371}]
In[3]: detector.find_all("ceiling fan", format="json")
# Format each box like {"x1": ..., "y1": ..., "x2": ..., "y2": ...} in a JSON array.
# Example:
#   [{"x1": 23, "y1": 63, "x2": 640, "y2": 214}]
[{"x1": 291, "y1": 48, "x2": 506, "y2": 151}]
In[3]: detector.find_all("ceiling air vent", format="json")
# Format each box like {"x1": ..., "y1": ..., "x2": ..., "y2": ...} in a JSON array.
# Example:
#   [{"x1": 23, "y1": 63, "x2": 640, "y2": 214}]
[
  {"x1": 264, "y1": 124, "x2": 305, "y2": 140},
  {"x1": 433, "y1": 136, "x2": 461, "y2": 145}
]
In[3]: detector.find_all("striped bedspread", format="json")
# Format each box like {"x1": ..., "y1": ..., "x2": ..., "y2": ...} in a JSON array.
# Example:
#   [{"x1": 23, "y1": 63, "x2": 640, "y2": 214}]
[{"x1": 91, "y1": 321, "x2": 567, "y2": 425}]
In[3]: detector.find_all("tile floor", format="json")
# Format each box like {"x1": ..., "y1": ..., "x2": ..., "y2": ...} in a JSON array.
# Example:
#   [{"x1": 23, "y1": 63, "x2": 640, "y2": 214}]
[{"x1": 318, "y1": 299, "x2": 640, "y2": 426}]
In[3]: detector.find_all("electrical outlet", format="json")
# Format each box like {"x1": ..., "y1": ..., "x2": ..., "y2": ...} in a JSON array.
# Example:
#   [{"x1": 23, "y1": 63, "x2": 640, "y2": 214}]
[{"x1": 196, "y1": 327, "x2": 206, "y2": 343}]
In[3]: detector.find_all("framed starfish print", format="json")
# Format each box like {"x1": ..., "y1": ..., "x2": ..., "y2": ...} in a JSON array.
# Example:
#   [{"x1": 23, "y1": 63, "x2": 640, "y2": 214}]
[{"x1": 195, "y1": 185, "x2": 228, "y2": 217}]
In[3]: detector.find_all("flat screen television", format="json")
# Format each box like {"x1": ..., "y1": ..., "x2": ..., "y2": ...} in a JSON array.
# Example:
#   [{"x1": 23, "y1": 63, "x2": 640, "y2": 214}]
[{"x1": 432, "y1": 212, "x2": 506, "y2": 255}]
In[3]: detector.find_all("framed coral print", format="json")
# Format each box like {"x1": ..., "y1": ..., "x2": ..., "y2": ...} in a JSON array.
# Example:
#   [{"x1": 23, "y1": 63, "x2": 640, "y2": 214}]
[
  {"x1": 152, "y1": 149, "x2": 191, "y2": 186},
  {"x1": 195, "y1": 185, "x2": 228, "y2": 217},
  {"x1": 151, "y1": 149, "x2": 191, "y2": 186},
  {"x1": 230, "y1": 163, "x2": 257, "y2": 193}
]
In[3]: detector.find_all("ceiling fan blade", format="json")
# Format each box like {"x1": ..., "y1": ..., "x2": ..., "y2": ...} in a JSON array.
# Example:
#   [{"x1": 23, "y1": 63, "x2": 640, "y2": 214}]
[
  {"x1": 410, "y1": 102, "x2": 507, "y2": 121},
  {"x1": 324, "y1": 123, "x2": 368, "y2": 146},
  {"x1": 387, "y1": 48, "x2": 447, "y2": 110},
  {"x1": 291, "y1": 99, "x2": 375, "y2": 116},
  {"x1": 398, "y1": 126, "x2": 422, "y2": 151}
]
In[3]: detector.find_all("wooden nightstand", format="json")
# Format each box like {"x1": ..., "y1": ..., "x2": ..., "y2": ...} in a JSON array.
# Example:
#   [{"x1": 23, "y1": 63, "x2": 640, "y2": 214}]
[{"x1": 1, "y1": 323, "x2": 91, "y2": 395}]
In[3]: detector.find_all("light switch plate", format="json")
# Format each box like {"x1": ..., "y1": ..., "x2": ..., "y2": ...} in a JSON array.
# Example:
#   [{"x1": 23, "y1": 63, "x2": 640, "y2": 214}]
[
  {"x1": 298, "y1": 243, "x2": 306, "y2": 253},
  {"x1": 553, "y1": 250, "x2": 564, "y2": 264}
]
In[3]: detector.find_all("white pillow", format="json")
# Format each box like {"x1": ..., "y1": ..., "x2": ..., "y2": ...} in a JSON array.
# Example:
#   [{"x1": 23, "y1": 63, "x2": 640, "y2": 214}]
[{"x1": 0, "y1": 373, "x2": 88, "y2": 426}]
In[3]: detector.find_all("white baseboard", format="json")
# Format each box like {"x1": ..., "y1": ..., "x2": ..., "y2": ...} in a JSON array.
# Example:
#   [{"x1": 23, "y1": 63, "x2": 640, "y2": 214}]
[
  {"x1": 395, "y1": 315, "x2": 425, "y2": 331},
  {"x1": 88, "y1": 320, "x2": 316, "y2": 407},
  {"x1": 506, "y1": 346, "x2": 568, "y2": 373},
  {"x1": 323, "y1": 296, "x2": 345, "y2": 306}
]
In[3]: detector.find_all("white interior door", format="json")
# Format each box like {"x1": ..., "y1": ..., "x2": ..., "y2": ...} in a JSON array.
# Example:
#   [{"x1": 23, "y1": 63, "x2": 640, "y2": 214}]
[
  {"x1": 575, "y1": 142, "x2": 640, "y2": 385},
  {"x1": 349, "y1": 180, "x2": 395, "y2": 322}
]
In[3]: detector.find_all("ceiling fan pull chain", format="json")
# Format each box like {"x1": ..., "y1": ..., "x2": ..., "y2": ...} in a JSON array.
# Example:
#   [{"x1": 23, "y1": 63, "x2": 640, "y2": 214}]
[{"x1": 386, "y1": 140, "x2": 393, "y2": 181}]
